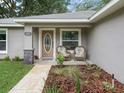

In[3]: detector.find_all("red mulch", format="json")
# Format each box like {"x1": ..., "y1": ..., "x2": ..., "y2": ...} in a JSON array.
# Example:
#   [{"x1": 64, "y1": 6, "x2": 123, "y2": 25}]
[{"x1": 42, "y1": 65, "x2": 124, "y2": 93}]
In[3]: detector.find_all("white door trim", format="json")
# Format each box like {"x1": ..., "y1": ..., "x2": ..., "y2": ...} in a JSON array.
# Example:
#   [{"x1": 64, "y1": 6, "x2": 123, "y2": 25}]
[{"x1": 39, "y1": 28, "x2": 56, "y2": 60}]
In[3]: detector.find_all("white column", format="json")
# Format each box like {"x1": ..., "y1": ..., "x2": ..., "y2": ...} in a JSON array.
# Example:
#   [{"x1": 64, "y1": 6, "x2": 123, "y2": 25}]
[
  {"x1": 24, "y1": 25, "x2": 33, "y2": 50},
  {"x1": 24, "y1": 25, "x2": 34, "y2": 64}
]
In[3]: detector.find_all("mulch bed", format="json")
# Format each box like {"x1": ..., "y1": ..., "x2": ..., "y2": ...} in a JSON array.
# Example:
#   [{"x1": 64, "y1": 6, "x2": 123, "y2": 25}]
[{"x1": 42, "y1": 65, "x2": 124, "y2": 93}]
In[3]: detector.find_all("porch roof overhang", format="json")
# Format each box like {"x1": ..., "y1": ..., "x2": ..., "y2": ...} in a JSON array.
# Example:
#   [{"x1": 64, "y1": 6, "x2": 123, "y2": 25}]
[
  {"x1": 14, "y1": 19, "x2": 90, "y2": 24},
  {"x1": 0, "y1": 24, "x2": 24, "y2": 27},
  {"x1": 0, "y1": 0, "x2": 124, "y2": 27},
  {"x1": 14, "y1": 0, "x2": 124, "y2": 24}
]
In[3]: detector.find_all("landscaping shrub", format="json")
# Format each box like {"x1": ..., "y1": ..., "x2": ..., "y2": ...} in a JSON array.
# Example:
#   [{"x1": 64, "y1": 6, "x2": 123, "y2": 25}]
[
  {"x1": 12, "y1": 56, "x2": 21, "y2": 61},
  {"x1": 56, "y1": 54, "x2": 64, "y2": 65},
  {"x1": 45, "y1": 85, "x2": 60, "y2": 93},
  {"x1": 75, "y1": 76, "x2": 81, "y2": 93},
  {"x1": 3, "y1": 56, "x2": 11, "y2": 61},
  {"x1": 102, "y1": 81, "x2": 115, "y2": 91},
  {"x1": 43, "y1": 65, "x2": 124, "y2": 93},
  {"x1": 54, "y1": 68, "x2": 67, "y2": 76},
  {"x1": 54, "y1": 67, "x2": 81, "y2": 79}
]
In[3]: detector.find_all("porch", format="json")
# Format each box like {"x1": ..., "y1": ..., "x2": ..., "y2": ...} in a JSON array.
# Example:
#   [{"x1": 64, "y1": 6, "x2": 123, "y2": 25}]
[
  {"x1": 24, "y1": 24, "x2": 91, "y2": 64},
  {"x1": 34, "y1": 59, "x2": 90, "y2": 65}
]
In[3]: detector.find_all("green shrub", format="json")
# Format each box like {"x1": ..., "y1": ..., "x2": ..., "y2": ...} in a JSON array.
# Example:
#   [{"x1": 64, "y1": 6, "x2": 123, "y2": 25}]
[
  {"x1": 54, "y1": 68, "x2": 67, "y2": 76},
  {"x1": 92, "y1": 71, "x2": 101, "y2": 78},
  {"x1": 13, "y1": 56, "x2": 21, "y2": 61},
  {"x1": 102, "y1": 81, "x2": 115, "y2": 91},
  {"x1": 45, "y1": 86, "x2": 60, "y2": 93},
  {"x1": 56, "y1": 54, "x2": 64, "y2": 65},
  {"x1": 54, "y1": 67, "x2": 81, "y2": 79},
  {"x1": 75, "y1": 76, "x2": 81, "y2": 93},
  {"x1": 3, "y1": 56, "x2": 11, "y2": 61},
  {"x1": 54, "y1": 67, "x2": 82, "y2": 93}
]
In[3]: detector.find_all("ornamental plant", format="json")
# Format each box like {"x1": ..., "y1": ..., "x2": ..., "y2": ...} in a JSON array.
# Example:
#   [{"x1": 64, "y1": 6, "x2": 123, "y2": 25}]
[
  {"x1": 56, "y1": 54, "x2": 64, "y2": 65},
  {"x1": 45, "y1": 85, "x2": 60, "y2": 93},
  {"x1": 3, "y1": 56, "x2": 11, "y2": 61}
]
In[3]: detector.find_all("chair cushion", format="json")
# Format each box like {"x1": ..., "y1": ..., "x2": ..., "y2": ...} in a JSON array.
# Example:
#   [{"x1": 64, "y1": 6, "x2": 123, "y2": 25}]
[
  {"x1": 75, "y1": 47, "x2": 85, "y2": 57},
  {"x1": 58, "y1": 47, "x2": 66, "y2": 54},
  {"x1": 57, "y1": 46, "x2": 70, "y2": 57}
]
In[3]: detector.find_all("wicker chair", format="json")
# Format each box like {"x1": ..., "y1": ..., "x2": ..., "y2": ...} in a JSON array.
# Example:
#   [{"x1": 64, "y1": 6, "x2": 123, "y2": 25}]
[
  {"x1": 57, "y1": 46, "x2": 71, "y2": 61},
  {"x1": 74, "y1": 46, "x2": 86, "y2": 61}
]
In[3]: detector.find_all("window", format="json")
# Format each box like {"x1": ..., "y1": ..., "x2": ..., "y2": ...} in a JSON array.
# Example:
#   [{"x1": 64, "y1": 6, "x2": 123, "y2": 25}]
[
  {"x1": 0, "y1": 29, "x2": 7, "y2": 53},
  {"x1": 60, "y1": 29, "x2": 81, "y2": 50}
]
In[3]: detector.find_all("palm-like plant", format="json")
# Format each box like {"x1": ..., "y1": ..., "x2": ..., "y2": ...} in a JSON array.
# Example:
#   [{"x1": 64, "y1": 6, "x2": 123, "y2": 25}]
[{"x1": 45, "y1": 86, "x2": 60, "y2": 93}]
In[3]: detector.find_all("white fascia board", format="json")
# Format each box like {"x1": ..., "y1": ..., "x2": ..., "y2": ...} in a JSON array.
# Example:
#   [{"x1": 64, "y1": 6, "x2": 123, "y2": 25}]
[
  {"x1": 14, "y1": 19, "x2": 90, "y2": 23},
  {"x1": 0, "y1": 24, "x2": 24, "y2": 27},
  {"x1": 89, "y1": 0, "x2": 120, "y2": 22}
]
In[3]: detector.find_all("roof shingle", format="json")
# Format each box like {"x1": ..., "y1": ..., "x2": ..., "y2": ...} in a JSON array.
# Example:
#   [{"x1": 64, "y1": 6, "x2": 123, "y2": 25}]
[{"x1": 0, "y1": 11, "x2": 96, "y2": 24}]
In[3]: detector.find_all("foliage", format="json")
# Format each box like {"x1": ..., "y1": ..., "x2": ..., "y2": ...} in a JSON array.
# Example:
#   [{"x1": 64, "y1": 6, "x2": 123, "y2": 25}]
[
  {"x1": 54, "y1": 67, "x2": 81, "y2": 79},
  {"x1": 75, "y1": 76, "x2": 81, "y2": 93},
  {"x1": 86, "y1": 64, "x2": 101, "y2": 71},
  {"x1": 54, "y1": 66, "x2": 81, "y2": 93},
  {"x1": 92, "y1": 71, "x2": 101, "y2": 78},
  {"x1": 0, "y1": 0, "x2": 70, "y2": 18},
  {"x1": 54, "y1": 67, "x2": 67, "y2": 76},
  {"x1": 45, "y1": 85, "x2": 60, "y2": 93},
  {"x1": 3, "y1": 56, "x2": 11, "y2": 61},
  {"x1": 0, "y1": 61, "x2": 33, "y2": 93},
  {"x1": 66, "y1": 67, "x2": 81, "y2": 79},
  {"x1": 56, "y1": 54, "x2": 64, "y2": 65},
  {"x1": 0, "y1": 0, "x2": 22, "y2": 18},
  {"x1": 102, "y1": 81, "x2": 115, "y2": 91},
  {"x1": 12, "y1": 56, "x2": 21, "y2": 61},
  {"x1": 76, "y1": 0, "x2": 110, "y2": 11}
]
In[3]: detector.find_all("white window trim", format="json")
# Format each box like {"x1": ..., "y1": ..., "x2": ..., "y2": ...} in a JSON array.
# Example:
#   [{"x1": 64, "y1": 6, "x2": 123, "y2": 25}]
[
  {"x1": 0, "y1": 28, "x2": 8, "y2": 54},
  {"x1": 60, "y1": 28, "x2": 81, "y2": 48}
]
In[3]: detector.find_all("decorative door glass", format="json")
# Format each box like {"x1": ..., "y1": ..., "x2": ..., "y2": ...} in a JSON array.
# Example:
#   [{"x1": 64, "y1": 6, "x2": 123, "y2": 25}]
[{"x1": 44, "y1": 33, "x2": 52, "y2": 53}]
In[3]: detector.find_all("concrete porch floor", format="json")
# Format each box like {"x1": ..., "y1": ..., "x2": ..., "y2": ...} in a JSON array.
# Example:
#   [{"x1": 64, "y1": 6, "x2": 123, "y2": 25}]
[{"x1": 34, "y1": 59, "x2": 90, "y2": 65}]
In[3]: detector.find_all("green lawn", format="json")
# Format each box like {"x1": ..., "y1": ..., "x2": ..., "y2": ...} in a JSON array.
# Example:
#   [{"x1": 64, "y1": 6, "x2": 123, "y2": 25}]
[{"x1": 0, "y1": 61, "x2": 33, "y2": 93}]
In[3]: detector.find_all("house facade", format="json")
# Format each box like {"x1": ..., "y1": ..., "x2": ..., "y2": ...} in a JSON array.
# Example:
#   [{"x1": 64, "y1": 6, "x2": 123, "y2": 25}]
[
  {"x1": 0, "y1": 0, "x2": 124, "y2": 83},
  {"x1": 0, "y1": 11, "x2": 95, "y2": 62}
]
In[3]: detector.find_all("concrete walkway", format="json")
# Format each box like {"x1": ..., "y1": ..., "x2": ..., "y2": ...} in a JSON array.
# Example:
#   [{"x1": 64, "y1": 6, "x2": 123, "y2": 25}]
[{"x1": 9, "y1": 65, "x2": 51, "y2": 93}]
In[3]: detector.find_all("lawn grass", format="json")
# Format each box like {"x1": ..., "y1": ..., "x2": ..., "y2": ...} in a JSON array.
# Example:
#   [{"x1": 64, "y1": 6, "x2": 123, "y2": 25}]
[{"x1": 0, "y1": 61, "x2": 33, "y2": 93}]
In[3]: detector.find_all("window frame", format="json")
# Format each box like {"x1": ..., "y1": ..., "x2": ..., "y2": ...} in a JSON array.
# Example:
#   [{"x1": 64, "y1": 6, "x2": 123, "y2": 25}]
[
  {"x1": 60, "y1": 28, "x2": 81, "y2": 50},
  {"x1": 0, "y1": 28, "x2": 8, "y2": 54}
]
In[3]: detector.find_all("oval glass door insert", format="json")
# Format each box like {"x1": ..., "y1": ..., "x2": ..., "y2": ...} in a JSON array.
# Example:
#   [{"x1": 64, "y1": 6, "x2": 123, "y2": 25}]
[{"x1": 43, "y1": 33, "x2": 52, "y2": 53}]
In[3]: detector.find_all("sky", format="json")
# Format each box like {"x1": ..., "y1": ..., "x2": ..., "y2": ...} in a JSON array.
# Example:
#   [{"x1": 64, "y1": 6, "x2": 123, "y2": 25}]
[{"x1": 68, "y1": 0, "x2": 82, "y2": 11}]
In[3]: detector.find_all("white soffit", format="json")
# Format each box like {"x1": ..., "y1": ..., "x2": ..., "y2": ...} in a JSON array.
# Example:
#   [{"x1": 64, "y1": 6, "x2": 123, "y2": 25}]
[{"x1": 90, "y1": 0, "x2": 124, "y2": 23}]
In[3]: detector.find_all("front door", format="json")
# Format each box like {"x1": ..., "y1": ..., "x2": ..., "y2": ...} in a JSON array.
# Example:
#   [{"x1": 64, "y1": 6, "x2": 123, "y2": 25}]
[{"x1": 42, "y1": 30, "x2": 54, "y2": 59}]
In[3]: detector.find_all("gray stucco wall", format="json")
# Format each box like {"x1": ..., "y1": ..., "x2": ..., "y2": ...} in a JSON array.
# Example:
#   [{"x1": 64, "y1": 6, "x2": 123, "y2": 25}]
[
  {"x1": 0, "y1": 27, "x2": 24, "y2": 59},
  {"x1": 33, "y1": 27, "x2": 39, "y2": 56},
  {"x1": 88, "y1": 7, "x2": 124, "y2": 83}
]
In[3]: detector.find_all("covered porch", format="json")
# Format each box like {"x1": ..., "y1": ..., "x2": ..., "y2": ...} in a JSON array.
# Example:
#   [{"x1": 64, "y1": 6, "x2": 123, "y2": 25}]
[
  {"x1": 24, "y1": 23, "x2": 91, "y2": 64},
  {"x1": 14, "y1": 11, "x2": 95, "y2": 64}
]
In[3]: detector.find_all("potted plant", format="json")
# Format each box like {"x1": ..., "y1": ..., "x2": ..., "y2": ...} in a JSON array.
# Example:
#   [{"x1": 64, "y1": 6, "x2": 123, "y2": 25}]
[{"x1": 56, "y1": 54, "x2": 64, "y2": 65}]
